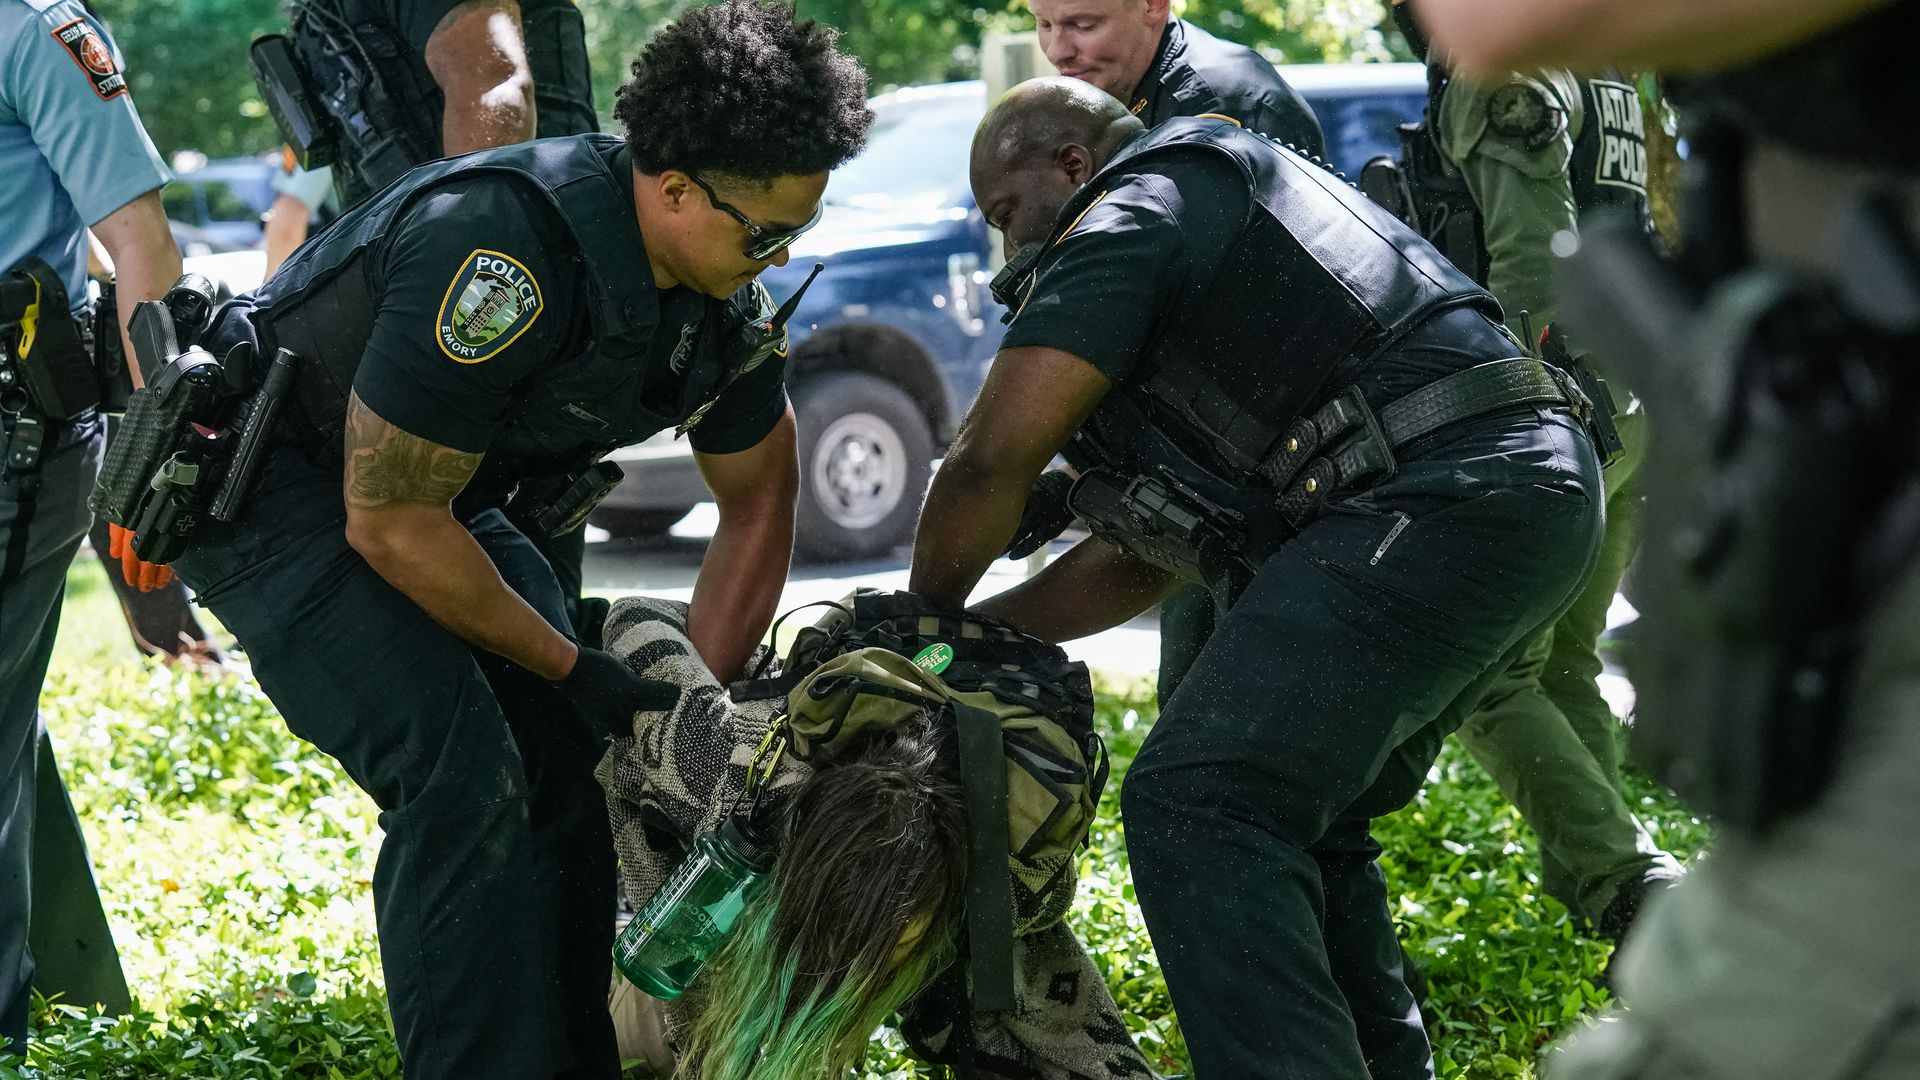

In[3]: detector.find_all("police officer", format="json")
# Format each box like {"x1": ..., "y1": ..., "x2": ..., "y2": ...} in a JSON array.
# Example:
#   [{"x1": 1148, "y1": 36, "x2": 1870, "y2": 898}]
[
  {"x1": 262, "y1": 149, "x2": 339, "y2": 278},
  {"x1": 1391, "y1": 0, "x2": 1683, "y2": 944},
  {"x1": 1418, "y1": 0, "x2": 1920, "y2": 1075},
  {"x1": 118, "y1": 4, "x2": 872, "y2": 1076},
  {"x1": 1023, "y1": 0, "x2": 1327, "y2": 709},
  {"x1": 914, "y1": 77, "x2": 1605, "y2": 1076},
  {"x1": 274, "y1": 0, "x2": 598, "y2": 207},
  {"x1": 1030, "y1": 0, "x2": 1324, "y2": 153},
  {"x1": 246, "y1": 0, "x2": 603, "y2": 626},
  {"x1": 1, "y1": 0, "x2": 179, "y2": 1050}
]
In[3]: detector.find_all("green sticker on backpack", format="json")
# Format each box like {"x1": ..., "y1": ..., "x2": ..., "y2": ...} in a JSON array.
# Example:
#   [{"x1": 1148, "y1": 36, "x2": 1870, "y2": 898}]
[{"x1": 912, "y1": 642, "x2": 954, "y2": 675}]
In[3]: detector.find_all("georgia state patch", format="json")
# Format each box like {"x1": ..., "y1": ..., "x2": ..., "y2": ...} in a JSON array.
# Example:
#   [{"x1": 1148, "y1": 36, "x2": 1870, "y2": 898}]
[
  {"x1": 51, "y1": 17, "x2": 126, "y2": 100},
  {"x1": 436, "y1": 249, "x2": 543, "y2": 363}
]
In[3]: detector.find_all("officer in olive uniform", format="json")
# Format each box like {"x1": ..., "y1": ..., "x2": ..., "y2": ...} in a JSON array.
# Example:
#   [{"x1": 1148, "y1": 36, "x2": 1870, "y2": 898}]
[
  {"x1": 915, "y1": 78, "x2": 1606, "y2": 1077},
  {"x1": 1026, "y1": 0, "x2": 1326, "y2": 706},
  {"x1": 1392, "y1": 3, "x2": 1683, "y2": 942},
  {"x1": 1, "y1": 0, "x2": 179, "y2": 1051},
  {"x1": 1417, "y1": 0, "x2": 1920, "y2": 1074},
  {"x1": 137, "y1": 6, "x2": 873, "y2": 1076}
]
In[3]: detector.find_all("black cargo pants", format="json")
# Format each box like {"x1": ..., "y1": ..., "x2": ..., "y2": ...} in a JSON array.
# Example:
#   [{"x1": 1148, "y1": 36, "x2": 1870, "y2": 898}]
[
  {"x1": 172, "y1": 447, "x2": 618, "y2": 1080},
  {"x1": 1122, "y1": 408, "x2": 1605, "y2": 1079}
]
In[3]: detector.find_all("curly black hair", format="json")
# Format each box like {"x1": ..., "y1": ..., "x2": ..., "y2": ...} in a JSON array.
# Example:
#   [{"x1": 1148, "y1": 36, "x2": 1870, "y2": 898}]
[{"x1": 615, "y1": 0, "x2": 874, "y2": 183}]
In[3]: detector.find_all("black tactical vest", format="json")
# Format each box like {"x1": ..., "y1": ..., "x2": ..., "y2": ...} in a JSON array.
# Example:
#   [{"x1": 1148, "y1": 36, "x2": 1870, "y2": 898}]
[
  {"x1": 289, "y1": 0, "x2": 597, "y2": 205},
  {"x1": 1569, "y1": 74, "x2": 1650, "y2": 219},
  {"x1": 235, "y1": 135, "x2": 702, "y2": 484},
  {"x1": 1056, "y1": 119, "x2": 1494, "y2": 486}
]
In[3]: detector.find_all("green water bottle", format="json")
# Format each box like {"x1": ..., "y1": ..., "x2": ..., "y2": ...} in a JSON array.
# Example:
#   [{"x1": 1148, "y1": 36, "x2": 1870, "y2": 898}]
[{"x1": 613, "y1": 815, "x2": 773, "y2": 999}]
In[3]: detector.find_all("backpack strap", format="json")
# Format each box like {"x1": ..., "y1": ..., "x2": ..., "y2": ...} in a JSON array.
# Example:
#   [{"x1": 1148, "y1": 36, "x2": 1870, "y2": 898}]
[{"x1": 952, "y1": 698, "x2": 1017, "y2": 1013}]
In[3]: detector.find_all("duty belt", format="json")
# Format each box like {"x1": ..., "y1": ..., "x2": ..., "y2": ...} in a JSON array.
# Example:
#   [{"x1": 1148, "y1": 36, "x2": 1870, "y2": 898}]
[{"x1": 1259, "y1": 356, "x2": 1593, "y2": 527}]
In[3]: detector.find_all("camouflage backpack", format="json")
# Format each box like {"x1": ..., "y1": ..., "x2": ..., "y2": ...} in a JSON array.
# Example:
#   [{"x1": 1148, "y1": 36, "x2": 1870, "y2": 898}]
[{"x1": 733, "y1": 590, "x2": 1110, "y2": 1012}]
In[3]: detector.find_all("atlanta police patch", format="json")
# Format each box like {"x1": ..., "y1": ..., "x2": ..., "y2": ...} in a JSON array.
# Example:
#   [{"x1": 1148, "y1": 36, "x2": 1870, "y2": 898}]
[{"x1": 436, "y1": 249, "x2": 543, "y2": 363}]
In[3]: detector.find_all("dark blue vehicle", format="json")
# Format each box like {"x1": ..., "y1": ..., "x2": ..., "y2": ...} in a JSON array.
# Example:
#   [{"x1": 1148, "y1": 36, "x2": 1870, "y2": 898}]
[
  {"x1": 163, "y1": 154, "x2": 280, "y2": 253},
  {"x1": 598, "y1": 65, "x2": 1428, "y2": 560}
]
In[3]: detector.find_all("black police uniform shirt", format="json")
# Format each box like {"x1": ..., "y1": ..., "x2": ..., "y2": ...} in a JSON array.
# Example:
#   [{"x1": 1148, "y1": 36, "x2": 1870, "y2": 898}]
[
  {"x1": 1000, "y1": 147, "x2": 1486, "y2": 412},
  {"x1": 342, "y1": 165, "x2": 784, "y2": 505},
  {"x1": 1128, "y1": 19, "x2": 1327, "y2": 160}
]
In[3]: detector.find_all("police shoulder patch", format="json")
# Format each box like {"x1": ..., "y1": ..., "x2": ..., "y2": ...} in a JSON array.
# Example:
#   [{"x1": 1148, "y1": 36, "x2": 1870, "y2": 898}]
[
  {"x1": 436, "y1": 249, "x2": 544, "y2": 364},
  {"x1": 50, "y1": 15, "x2": 126, "y2": 100},
  {"x1": 1486, "y1": 81, "x2": 1559, "y2": 149}
]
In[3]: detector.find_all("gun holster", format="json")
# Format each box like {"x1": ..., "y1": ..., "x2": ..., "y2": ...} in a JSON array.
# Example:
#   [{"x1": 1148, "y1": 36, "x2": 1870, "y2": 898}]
[
  {"x1": 93, "y1": 279, "x2": 133, "y2": 414},
  {"x1": 1563, "y1": 208, "x2": 1920, "y2": 832},
  {"x1": 2, "y1": 259, "x2": 98, "y2": 424},
  {"x1": 1361, "y1": 122, "x2": 1488, "y2": 284},
  {"x1": 1067, "y1": 466, "x2": 1251, "y2": 587},
  {"x1": 1537, "y1": 327, "x2": 1625, "y2": 467},
  {"x1": 91, "y1": 284, "x2": 303, "y2": 564}
]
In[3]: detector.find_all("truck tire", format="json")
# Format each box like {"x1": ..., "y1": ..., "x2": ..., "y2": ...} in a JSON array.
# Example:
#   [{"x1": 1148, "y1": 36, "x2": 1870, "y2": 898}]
[{"x1": 793, "y1": 372, "x2": 933, "y2": 563}]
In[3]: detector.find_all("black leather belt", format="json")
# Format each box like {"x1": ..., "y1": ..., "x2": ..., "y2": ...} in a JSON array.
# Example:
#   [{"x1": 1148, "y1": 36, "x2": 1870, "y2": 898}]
[{"x1": 1259, "y1": 357, "x2": 1593, "y2": 527}]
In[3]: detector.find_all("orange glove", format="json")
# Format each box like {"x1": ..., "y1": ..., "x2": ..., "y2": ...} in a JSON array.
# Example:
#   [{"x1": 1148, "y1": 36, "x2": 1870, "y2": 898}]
[{"x1": 107, "y1": 523, "x2": 173, "y2": 592}]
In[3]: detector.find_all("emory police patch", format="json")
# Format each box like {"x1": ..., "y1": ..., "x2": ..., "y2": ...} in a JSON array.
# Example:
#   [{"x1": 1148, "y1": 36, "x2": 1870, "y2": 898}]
[{"x1": 437, "y1": 249, "x2": 543, "y2": 363}]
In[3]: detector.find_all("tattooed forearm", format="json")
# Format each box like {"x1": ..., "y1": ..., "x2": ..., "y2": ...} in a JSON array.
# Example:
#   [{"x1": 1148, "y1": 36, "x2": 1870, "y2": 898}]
[{"x1": 343, "y1": 393, "x2": 483, "y2": 509}]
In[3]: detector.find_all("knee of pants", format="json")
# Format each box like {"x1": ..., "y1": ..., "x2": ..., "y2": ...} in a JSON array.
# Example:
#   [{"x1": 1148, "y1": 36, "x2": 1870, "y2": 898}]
[{"x1": 1121, "y1": 748, "x2": 1325, "y2": 856}]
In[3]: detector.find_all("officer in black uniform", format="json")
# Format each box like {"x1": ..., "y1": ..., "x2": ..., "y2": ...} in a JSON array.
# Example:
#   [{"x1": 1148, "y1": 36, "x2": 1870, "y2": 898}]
[
  {"x1": 1031, "y1": 0, "x2": 1322, "y2": 152},
  {"x1": 246, "y1": 0, "x2": 603, "y2": 631},
  {"x1": 1415, "y1": 0, "x2": 1920, "y2": 1075},
  {"x1": 914, "y1": 78, "x2": 1605, "y2": 1077},
  {"x1": 1022, "y1": 0, "x2": 1327, "y2": 707},
  {"x1": 271, "y1": 0, "x2": 597, "y2": 207},
  {"x1": 130, "y1": 5, "x2": 872, "y2": 1077}
]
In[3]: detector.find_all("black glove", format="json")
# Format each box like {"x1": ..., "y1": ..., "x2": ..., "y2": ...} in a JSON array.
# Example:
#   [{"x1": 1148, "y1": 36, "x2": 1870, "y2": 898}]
[
  {"x1": 552, "y1": 646, "x2": 680, "y2": 739},
  {"x1": 1004, "y1": 469, "x2": 1078, "y2": 560}
]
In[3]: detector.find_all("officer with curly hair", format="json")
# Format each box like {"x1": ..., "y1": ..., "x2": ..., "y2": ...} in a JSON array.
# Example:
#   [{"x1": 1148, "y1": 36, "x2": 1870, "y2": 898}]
[{"x1": 137, "y1": 4, "x2": 873, "y2": 1077}]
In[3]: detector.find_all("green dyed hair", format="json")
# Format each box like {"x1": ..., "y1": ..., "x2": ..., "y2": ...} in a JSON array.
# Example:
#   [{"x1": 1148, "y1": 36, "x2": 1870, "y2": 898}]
[{"x1": 685, "y1": 708, "x2": 970, "y2": 1078}]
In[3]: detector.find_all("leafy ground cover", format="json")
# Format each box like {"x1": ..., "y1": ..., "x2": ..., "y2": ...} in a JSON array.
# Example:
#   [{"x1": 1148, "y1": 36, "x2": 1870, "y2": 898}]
[{"x1": 6, "y1": 561, "x2": 1708, "y2": 1078}]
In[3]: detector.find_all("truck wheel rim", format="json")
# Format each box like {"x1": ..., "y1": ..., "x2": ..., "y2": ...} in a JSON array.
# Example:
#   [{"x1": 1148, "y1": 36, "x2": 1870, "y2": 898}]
[{"x1": 810, "y1": 411, "x2": 909, "y2": 531}]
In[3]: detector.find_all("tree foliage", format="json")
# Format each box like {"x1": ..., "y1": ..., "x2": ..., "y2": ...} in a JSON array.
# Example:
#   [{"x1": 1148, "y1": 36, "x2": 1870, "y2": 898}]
[{"x1": 94, "y1": 0, "x2": 1405, "y2": 162}]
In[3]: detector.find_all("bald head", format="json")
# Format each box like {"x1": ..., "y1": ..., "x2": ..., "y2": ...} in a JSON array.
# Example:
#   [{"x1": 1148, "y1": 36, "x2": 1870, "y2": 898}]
[{"x1": 970, "y1": 78, "x2": 1143, "y2": 259}]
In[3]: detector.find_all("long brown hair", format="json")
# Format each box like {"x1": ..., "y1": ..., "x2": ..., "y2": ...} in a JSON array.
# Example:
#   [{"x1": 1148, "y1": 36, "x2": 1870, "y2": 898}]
[{"x1": 686, "y1": 708, "x2": 971, "y2": 1078}]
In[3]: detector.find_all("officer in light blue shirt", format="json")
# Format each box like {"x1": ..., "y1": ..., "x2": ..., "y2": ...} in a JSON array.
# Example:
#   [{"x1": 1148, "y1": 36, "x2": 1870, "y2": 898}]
[{"x1": 0, "y1": 0, "x2": 178, "y2": 1053}]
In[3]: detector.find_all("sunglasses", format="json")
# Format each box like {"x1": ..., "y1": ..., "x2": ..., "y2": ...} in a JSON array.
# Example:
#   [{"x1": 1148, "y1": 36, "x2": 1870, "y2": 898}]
[{"x1": 688, "y1": 173, "x2": 824, "y2": 261}]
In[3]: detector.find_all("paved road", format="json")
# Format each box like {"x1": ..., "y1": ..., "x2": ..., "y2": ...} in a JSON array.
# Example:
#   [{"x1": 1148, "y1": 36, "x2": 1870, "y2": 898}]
[{"x1": 584, "y1": 504, "x2": 1637, "y2": 717}]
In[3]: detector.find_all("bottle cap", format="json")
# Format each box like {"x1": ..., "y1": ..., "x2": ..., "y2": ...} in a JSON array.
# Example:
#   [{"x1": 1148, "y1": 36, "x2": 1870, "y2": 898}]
[{"x1": 719, "y1": 812, "x2": 777, "y2": 871}]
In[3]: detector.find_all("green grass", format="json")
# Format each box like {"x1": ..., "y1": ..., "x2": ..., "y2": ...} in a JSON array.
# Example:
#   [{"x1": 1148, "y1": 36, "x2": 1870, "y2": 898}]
[{"x1": 9, "y1": 560, "x2": 1710, "y2": 1078}]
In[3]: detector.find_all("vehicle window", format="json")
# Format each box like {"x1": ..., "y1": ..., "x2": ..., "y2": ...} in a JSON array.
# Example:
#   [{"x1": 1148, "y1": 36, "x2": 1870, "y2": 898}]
[
  {"x1": 199, "y1": 182, "x2": 262, "y2": 225},
  {"x1": 160, "y1": 184, "x2": 207, "y2": 227},
  {"x1": 1309, "y1": 91, "x2": 1427, "y2": 176},
  {"x1": 826, "y1": 97, "x2": 982, "y2": 212}
]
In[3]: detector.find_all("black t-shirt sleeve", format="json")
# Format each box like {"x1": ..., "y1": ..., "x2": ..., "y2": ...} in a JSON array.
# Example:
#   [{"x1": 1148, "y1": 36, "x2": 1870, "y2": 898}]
[
  {"x1": 384, "y1": 0, "x2": 471, "y2": 54},
  {"x1": 1000, "y1": 159, "x2": 1249, "y2": 383},
  {"x1": 686, "y1": 347, "x2": 789, "y2": 455},
  {"x1": 352, "y1": 178, "x2": 570, "y2": 452}
]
